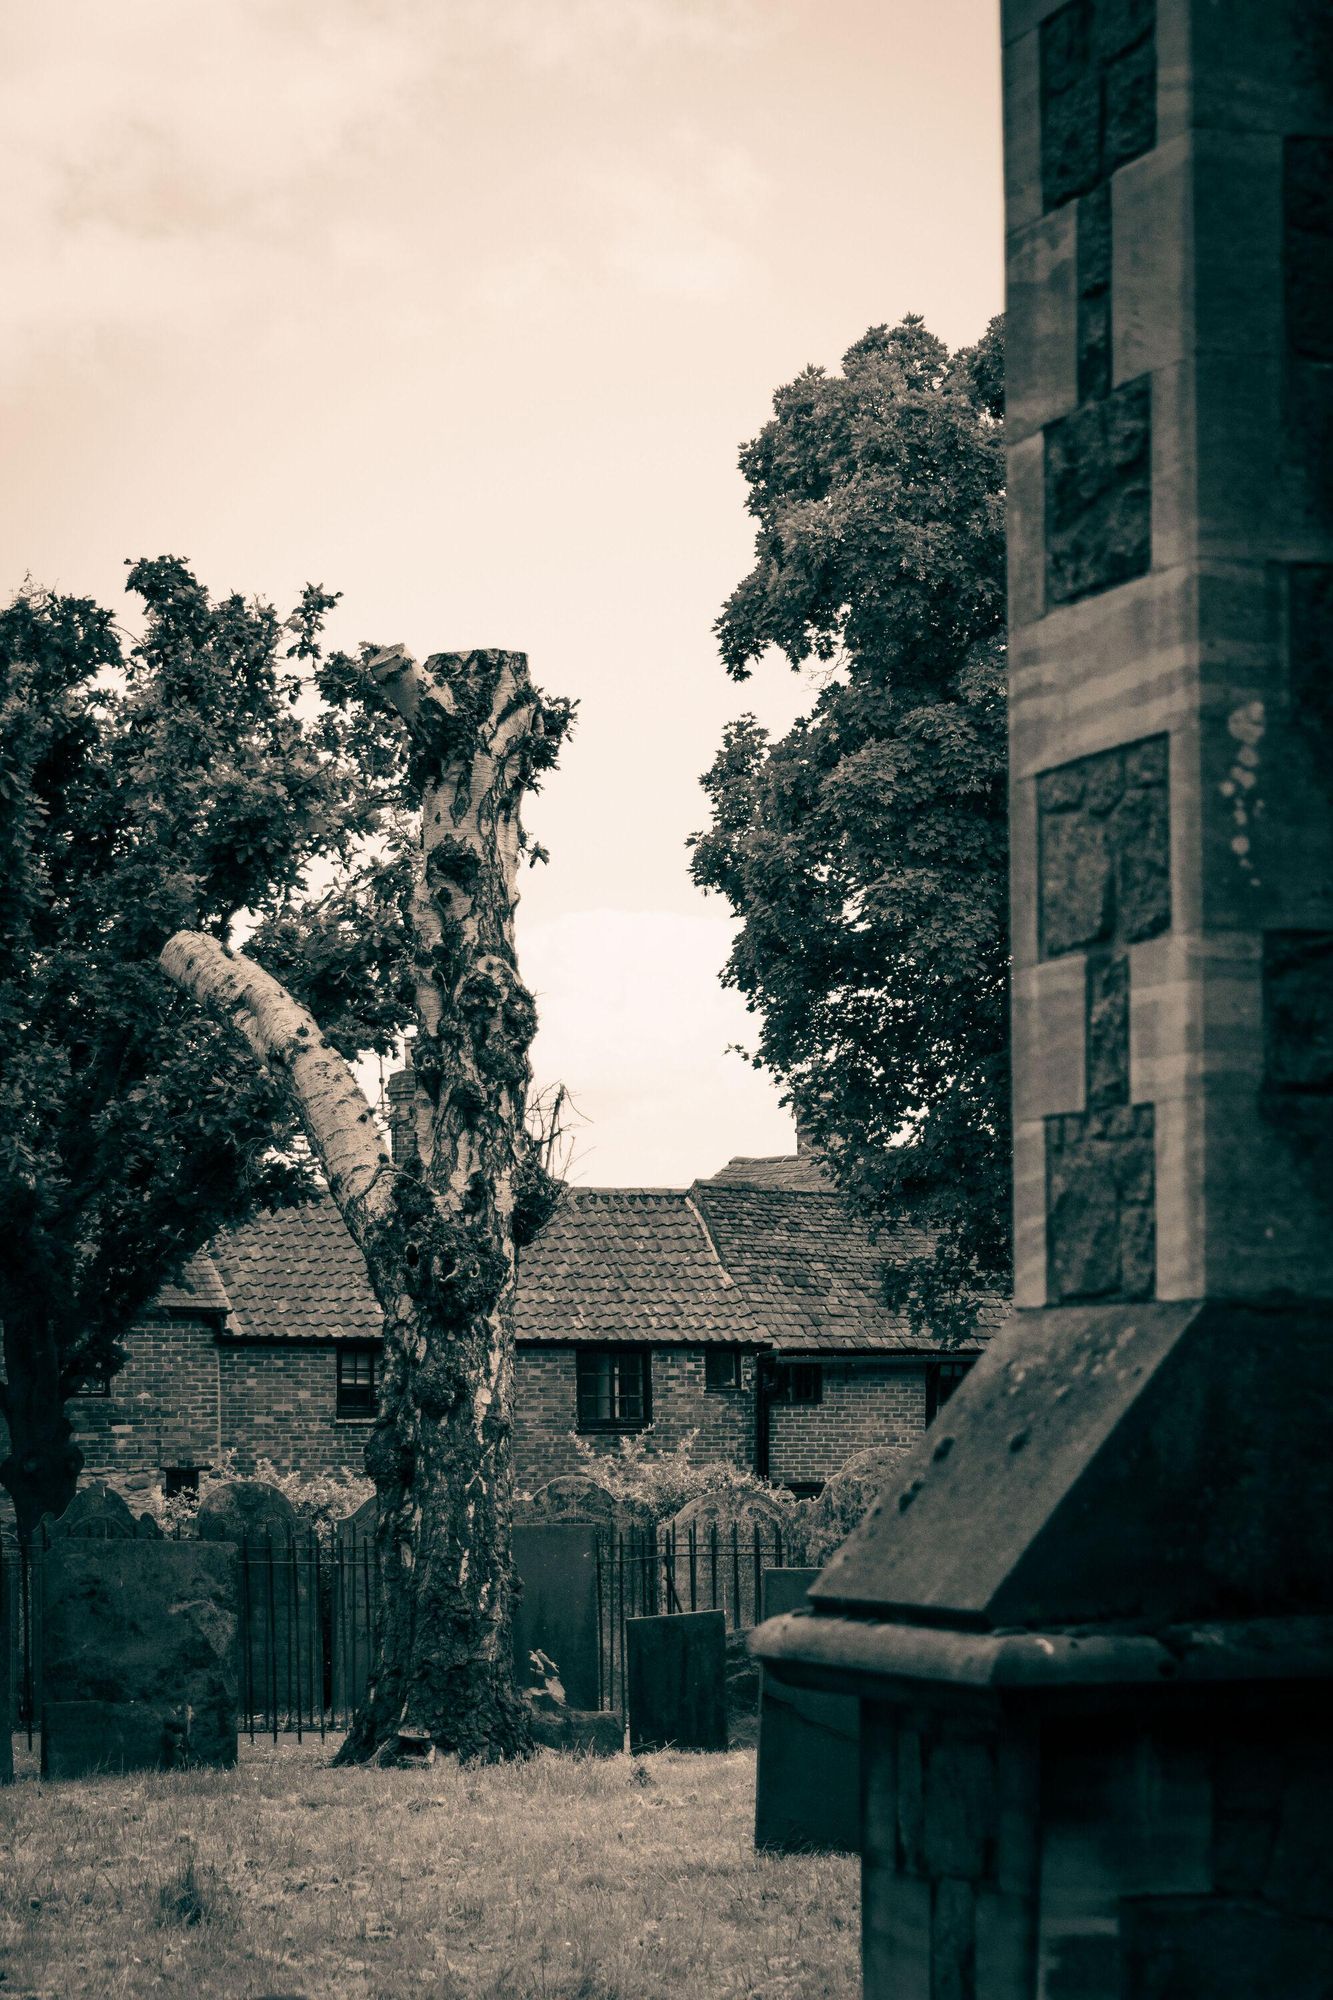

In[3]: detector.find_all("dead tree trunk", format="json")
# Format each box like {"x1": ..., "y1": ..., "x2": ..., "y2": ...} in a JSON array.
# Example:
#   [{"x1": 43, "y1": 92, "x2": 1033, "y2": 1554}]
[{"x1": 161, "y1": 647, "x2": 572, "y2": 1762}]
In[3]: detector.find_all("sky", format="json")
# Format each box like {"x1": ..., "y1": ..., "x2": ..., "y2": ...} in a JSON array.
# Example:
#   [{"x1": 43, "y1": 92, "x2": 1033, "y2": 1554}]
[{"x1": 2, "y1": 0, "x2": 1003, "y2": 1188}]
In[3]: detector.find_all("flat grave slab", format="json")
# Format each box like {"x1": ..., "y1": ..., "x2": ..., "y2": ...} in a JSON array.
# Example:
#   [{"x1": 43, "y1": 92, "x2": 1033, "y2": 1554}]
[
  {"x1": 754, "y1": 1568, "x2": 858, "y2": 1853},
  {"x1": 513, "y1": 1523, "x2": 602, "y2": 1711},
  {"x1": 41, "y1": 1539, "x2": 239, "y2": 1778},
  {"x1": 626, "y1": 1610, "x2": 727, "y2": 1754}
]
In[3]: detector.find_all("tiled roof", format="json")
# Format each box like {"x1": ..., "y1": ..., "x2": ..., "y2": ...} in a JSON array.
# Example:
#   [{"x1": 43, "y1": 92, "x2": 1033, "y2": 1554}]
[
  {"x1": 692, "y1": 1167, "x2": 995, "y2": 1354},
  {"x1": 163, "y1": 1157, "x2": 1004, "y2": 1355},
  {"x1": 210, "y1": 1201, "x2": 383, "y2": 1344},
  {"x1": 151, "y1": 1250, "x2": 232, "y2": 1317},
  {"x1": 515, "y1": 1188, "x2": 757, "y2": 1344}
]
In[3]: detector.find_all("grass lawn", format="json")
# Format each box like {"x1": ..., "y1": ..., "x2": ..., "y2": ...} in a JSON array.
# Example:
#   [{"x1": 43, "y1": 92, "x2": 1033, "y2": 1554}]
[{"x1": 1, "y1": 1738, "x2": 859, "y2": 1999}]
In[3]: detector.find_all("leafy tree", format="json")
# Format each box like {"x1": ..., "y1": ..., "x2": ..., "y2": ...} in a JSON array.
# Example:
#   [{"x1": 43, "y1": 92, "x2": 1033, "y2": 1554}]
[
  {"x1": 0, "y1": 560, "x2": 411, "y2": 1540},
  {"x1": 164, "y1": 643, "x2": 573, "y2": 1763},
  {"x1": 690, "y1": 315, "x2": 1009, "y2": 1337}
]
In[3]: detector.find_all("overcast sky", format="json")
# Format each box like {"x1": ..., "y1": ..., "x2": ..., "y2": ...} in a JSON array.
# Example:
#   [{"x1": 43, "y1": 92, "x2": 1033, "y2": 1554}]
[{"x1": 2, "y1": 0, "x2": 1003, "y2": 1187}]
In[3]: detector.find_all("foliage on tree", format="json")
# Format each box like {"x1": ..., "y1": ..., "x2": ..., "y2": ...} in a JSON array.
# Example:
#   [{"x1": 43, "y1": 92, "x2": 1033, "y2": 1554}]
[
  {"x1": 690, "y1": 315, "x2": 1010, "y2": 1338},
  {"x1": 0, "y1": 560, "x2": 413, "y2": 1538},
  {"x1": 163, "y1": 643, "x2": 574, "y2": 1763}
]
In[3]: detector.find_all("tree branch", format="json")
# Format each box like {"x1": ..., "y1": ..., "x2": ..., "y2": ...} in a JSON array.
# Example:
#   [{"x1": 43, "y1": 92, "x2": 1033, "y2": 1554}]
[{"x1": 159, "y1": 932, "x2": 395, "y2": 1236}]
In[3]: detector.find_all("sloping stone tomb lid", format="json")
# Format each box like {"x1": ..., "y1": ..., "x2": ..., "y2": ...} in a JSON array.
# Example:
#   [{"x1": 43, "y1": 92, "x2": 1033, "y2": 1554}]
[{"x1": 810, "y1": 1300, "x2": 1333, "y2": 1631}]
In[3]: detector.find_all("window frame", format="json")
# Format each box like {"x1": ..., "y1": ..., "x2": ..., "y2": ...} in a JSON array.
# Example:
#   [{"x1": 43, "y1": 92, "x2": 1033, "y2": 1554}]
[
  {"x1": 336, "y1": 1343, "x2": 379, "y2": 1421},
  {"x1": 575, "y1": 1346, "x2": 652, "y2": 1434},
  {"x1": 925, "y1": 1358, "x2": 974, "y2": 1426},
  {"x1": 704, "y1": 1349, "x2": 743, "y2": 1393},
  {"x1": 780, "y1": 1361, "x2": 823, "y2": 1407}
]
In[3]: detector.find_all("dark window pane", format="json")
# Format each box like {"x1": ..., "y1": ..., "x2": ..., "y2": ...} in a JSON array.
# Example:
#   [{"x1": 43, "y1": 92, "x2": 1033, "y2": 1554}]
[
  {"x1": 705, "y1": 1350, "x2": 742, "y2": 1392},
  {"x1": 576, "y1": 1348, "x2": 650, "y2": 1431},
  {"x1": 783, "y1": 1363, "x2": 822, "y2": 1405},
  {"x1": 925, "y1": 1359, "x2": 974, "y2": 1425},
  {"x1": 337, "y1": 1345, "x2": 378, "y2": 1416}
]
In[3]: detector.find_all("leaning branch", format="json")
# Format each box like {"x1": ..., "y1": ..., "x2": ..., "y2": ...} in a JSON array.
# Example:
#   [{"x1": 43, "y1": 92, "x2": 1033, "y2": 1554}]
[{"x1": 159, "y1": 931, "x2": 395, "y2": 1237}]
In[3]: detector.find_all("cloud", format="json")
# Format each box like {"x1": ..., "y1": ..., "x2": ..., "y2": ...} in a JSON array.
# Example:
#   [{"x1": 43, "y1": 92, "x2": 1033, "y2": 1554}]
[
  {"x1": 0, "y1": 0, "x2": 779, "y2": 381},
  {"x1": 522, "y1": 906, "x2": 793, "y2": 1185}
]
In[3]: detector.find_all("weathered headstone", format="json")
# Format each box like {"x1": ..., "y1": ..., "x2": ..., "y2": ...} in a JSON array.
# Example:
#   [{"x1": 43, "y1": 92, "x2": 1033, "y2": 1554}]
[
  {"x1": 796, "y1": 1448, "x2": 914, "y2": 1567},
  {"x1": 513, "y1": 1523, "x2": 602, "y2": 1711},
  {"x1": 197, "y1": 1481, "x2": 317, "y2": 1724},
  {"x1": 49, "y1": 1481, "x2": 139, "y2": 1539},
  {"x1": 41, "y1": 1539, "x2": 239, "y2": 1777},
  {"x1": 753, "y1": 1569, "x2": 857, "y2": 1854},
  {"x1": 626, "y1": 1610, "x2": 727, "y2": 1754},
  {"x1": 332, "y1": 1496, "x2": 378, "y2": 1721},
  {"x1": 664, "y1": 1489, "x2": 790, "y2": 1627},
  {"x1": 523, "y1": 1646, "x2": 623, "y2": 1757}
]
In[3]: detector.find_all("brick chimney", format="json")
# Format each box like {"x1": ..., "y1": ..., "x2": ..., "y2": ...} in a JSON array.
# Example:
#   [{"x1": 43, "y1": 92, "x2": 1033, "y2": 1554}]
[{"x1": 385, "y1": 1058, "x2": 416, "y2": 1167}]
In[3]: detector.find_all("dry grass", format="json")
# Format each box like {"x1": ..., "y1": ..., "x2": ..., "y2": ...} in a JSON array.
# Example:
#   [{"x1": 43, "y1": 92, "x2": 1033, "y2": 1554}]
[{"x1": 0, "y1": 1738, "x2": 858, "y2": 1999}]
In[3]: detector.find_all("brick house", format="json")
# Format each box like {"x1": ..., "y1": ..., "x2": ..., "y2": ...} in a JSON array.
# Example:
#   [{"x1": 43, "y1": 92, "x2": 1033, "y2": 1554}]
[{"x1": 29, "y1": 1150, "x2": 1000, "y2": 1508}]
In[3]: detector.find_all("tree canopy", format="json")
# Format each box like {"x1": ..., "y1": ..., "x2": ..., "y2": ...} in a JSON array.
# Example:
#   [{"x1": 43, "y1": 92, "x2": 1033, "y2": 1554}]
[
  {"x1": 0, "y1": 558, "x2": 414, "y2": 1532},
  {"x1": 689, "y1": 314, "x2": 1009, "y2": 1337}
]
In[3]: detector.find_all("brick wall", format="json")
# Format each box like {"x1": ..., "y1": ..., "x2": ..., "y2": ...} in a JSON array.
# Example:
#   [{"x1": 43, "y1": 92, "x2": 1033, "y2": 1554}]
[
  {"x1": 70, "y1": 1312, "x2": 223, "y2": 1506},
  {"x1": 512, "y1": 1346, "x2": 757, "y2": 1494},
  {"x1": 767, "y1": 1361, "x2": 929, "y2": 1487},
  {"x1": 218, "y1": 1344, "x2": 372, "y2": 1479}
]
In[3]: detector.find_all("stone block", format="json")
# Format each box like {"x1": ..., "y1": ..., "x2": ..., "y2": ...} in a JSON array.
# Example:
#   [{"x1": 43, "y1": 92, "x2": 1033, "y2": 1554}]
[
  {"x1": 625, "y1": 1610, "x2": 726, "y2": 1754},
  {"x1": 931, "y1": 1878, "x2": 977, "y2": 2000},
  {"x1": 1045, "y1": 376, "x2": 1152, "y2": 604},
  {"x1": 753, "y1": 1570, "x2": 858, "y2": 1854},
  {"x1": 1006, "y1": 209, "x2": 1079, "y2": 441},
  {"x1": 1120, "y1": 1897, "x2": 1333, "y2": 2000},
  {"x1": 1262, "y1": 931, "x2": 1333, "y2": 1092},
  {"x1": 1284, "y1": 137, "x2": 1333, "y2": 362},
  {"x1": 1077, "y1": 185, "x2": 1112, "y2": 403},
  {"x1": 1038, "y1": 734, "x2": 1170, "y2": 958},
  {"x1": 862, "y1": 1864, "x2": 931, "y2": 2000},
  {"x1": 41, "y1": 1539, "x2": 238, "y2": 1777},
  {"x1": 1102, "y1": 35, "x2": 1156, "y2": 171},
  {"x1": 1085, "y1": 951, "x2": 1130, "y2": 1106},
  {"x1": 923, "y1": 1735, "x2": 998, "y2": 1882},
  {"x1": 513, "y1": 1523, "x2": 602, "y2": 1712}
]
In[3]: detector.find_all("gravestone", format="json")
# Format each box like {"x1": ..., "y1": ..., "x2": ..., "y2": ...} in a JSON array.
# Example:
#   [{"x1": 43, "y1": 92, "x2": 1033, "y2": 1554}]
[
  {"x1": 197, "y1": 1481, "x2": 317, "y2": 1723},
  {"x1": 513, "y1": 1523, "x2": 602, "y2": 1711},
  {"x1": 41, "y1": 1538, "x2": 239, "y2": 1777},
  {"x1": 625, "y1": 1610, "x2": 727, "y2": 1754},
  {"x1": 797, "y1": 1448, "x2": 914, "y2": 1567},
  {"x1": 331, "y1": 1495, "x2": 378, "y2": 1720},
  {"x1": 49, "y1": 1481, "x2": 139, "y2": 1539},
  {"x1": 665, "y1": 1489, "x2": 790, "y2": 1626},
  {"x1": 753, "y1": 1569, "x2": 857, "y2": 1854},
  {"x1": 517, "y1": 1474, "x2": 620, "y2": 1530}
]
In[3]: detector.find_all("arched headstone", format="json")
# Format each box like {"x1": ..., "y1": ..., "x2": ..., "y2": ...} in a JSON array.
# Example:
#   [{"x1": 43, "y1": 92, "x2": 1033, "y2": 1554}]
[
  {"x1": 516, "y1": 1474, "x2": 620, "y2": 1529},
  {"x1": 49, "y1": 1481, "x2": 138, "y2": 1539},
  {"x1": 195, "y1": 1479, "x2": 298, "y2": 1545},
  {"x1": 797, "y1": 1446, "x2": 915, "y2": 1566},
  {"x1": 665, "y1": 1488, "x2": 793, "y2": 1629}
]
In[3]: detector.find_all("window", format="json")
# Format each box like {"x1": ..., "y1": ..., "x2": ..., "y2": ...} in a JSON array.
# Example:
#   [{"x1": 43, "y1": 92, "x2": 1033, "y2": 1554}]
[
  {"x1": 576, "y1": 1348, "x2": 651, "y2": 1432},
  {"x1": 163, "y1": 1466, "x2": 200, "y2": 1500},
  {"x1": 781, "y1": 1362, "x2": 822, "y2": 1406},
  {"x1": 925, "y1": 1359, "x2": 974, "y2": 1426},
  {"x1": 337, "y1": 1345, "x2": 378, "y2": 1419},
  {"x1": 70, "y1": 1363, "x2": 110, "y2": 1397},
  {"x1": 704, "y1": 1350, "x2": 743, "y2": 1392}
]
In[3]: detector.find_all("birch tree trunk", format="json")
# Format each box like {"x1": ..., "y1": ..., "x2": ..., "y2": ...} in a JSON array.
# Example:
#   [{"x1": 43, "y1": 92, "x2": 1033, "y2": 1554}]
[{"x1": 161, "y1": 647, "x2": 572, "y2": 1762}]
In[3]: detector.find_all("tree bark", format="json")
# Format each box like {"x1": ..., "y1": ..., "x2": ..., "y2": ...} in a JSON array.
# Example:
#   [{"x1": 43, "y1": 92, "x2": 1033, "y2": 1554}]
[
  {"x1": 162, "y1": 647, "x2": 571, "y2": 1763},
  {"x1": 0, "y1": 1304, "x2": 82, "y2": 1545}
]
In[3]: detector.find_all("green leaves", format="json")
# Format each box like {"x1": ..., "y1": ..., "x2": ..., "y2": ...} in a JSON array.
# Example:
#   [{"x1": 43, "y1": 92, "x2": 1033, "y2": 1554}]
[
  {"x1": 692, "y1": 315, "x2": 1010, "y2": 1337},
  {"x1": 0, "y1": 561, "x2": 417, "y2": 1439}
]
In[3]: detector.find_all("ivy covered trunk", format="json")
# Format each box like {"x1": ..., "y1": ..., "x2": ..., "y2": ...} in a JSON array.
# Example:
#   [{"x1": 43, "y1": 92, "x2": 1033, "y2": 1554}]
[{"x1": 162, "y1": 647, "x2": 572, "y2": 1762}]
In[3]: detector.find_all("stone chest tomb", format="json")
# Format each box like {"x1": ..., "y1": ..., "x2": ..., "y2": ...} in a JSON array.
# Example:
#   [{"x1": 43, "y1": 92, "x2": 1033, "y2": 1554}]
[{"x1": 753, "y1": 0, "x2": 1333, "y2": 1992}]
